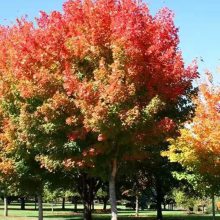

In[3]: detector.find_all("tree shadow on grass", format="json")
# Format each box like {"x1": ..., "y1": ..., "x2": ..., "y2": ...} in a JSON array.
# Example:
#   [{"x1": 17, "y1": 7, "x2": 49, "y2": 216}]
[{"x1": 44, "y1": 217, "x2": 82, "y2": 220}]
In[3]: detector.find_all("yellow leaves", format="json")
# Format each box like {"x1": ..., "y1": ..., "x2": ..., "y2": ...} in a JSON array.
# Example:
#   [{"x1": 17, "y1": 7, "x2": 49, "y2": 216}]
[
  {"x1": 35, "y1": 155, "x2": 61, "y2": 173},
  {"x1": 65, "y1": 115, "x2": 78, "y2": 126},
  {"x1": 111, "y1": 42, "x2": 126, "y2": 64},
  {"x1": 0, "y1": 158, "x2": 15, "y2": 176},
  {"x1": 93, "y1": 57, "x2": 109, "y2": 82},
  {"x1": 36, "y1": 92, "x2": 77, "y2": 123},
  {"x1": 165, "y1": 82, "x2": 220, "y2": 179},
  {"x1": 143, "y1": 95, "x2": 165, "y2": 116},
  {"x1": 165, "y1": 130, "x2": 189, "y2": 161},
  {"x1": 120, "y1": 106, "x2": 140, "y2": 128},
  {"x1": 62, "y1": 158, "x2": 86, "y2": 169}
]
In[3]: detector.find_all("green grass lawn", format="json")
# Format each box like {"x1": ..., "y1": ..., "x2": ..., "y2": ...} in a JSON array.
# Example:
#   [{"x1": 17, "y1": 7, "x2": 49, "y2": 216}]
[{"x1": 0, "y1": 202, "x2": 218, "y2": 220}]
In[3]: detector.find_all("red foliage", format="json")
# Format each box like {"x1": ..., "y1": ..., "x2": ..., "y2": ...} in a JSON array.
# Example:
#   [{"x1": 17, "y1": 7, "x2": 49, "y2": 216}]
[
  {"x1": 0, "y1": 0, "x2": 197, "y2": 170},
  {"x1": 97, "y1": 133, "x2": 107, "y2": 142}
]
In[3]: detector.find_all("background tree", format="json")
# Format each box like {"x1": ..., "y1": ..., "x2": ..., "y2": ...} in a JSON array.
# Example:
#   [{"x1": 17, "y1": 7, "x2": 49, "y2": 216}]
[
  {"x1": 165, "y1": 78, "x2": 220, "y2": 220},
  {"x1": 119, "y1": 161, "x2": 152, "y2": 216},
  {"x1": 96, "y1": 182, "x2": 109, "y2": 211},
  {"x1": 0, "y1": 22, "x2": 82, "y2": 220}
]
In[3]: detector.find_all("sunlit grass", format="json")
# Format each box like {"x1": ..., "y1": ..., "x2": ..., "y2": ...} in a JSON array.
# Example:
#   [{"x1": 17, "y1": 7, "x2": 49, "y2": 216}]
[{"x1": 0, "y1": 202, "x2": 219, "y2": 220}]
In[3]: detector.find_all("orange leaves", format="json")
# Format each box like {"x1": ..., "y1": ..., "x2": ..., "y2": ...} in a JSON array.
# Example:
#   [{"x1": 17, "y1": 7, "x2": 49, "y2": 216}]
[
  {"x1": 63, "y1": 158, "x2": 86, "y2": 169},
  {"x1": 119, "y1": 106, "x2": 140, "y2": 128},
  {"x1": 66, "y1": 116, "x2": 78, "y2": 125},
  {"x1": 0, "y1": 0, "x2": 197, "y2": 135},
  {"x1": 60, "y1": 0, "x2": 197, "y2": 140},
  {"x1": 0, "y1": 0, "x2": 199, "y2": 179},
  {"x1": 0, "y1": 159, "x2": 15, "y2": 175},
  {"x1": 166, "y1": 81, "x2": 220, "y2": 180}
]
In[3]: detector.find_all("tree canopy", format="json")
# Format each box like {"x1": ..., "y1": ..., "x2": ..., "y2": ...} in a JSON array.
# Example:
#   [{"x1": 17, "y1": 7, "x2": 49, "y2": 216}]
[{"x1": 0, "y1": 0, "x2": 198, "y2": 220}]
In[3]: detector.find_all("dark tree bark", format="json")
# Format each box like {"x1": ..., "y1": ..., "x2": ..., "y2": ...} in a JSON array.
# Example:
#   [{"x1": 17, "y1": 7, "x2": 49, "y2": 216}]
[
  {"x1": 38, "y1": 194, "x2": 43, "y2": 220},
  {"x1": 83, "y1": 202, "x2": 92, "y2": 220},
  {"x1": 74, "y1": 200, "x2": 78, "y2": 212},
  {"x1": 35, "y1": 195, "x2": 37, "y2": 210},
  {"x1": 82, "y1": 174, "x2": 92, "y2": 220},
  {"x1": 212, "y1": 192, "x2": 216, "y2": 220},
  {"x1": 163, "y1": 203, "x2": 166, "y2": 210},
  {"x1": 7, "y1": 196, "x2": 12, "y2": 205},
  {"x1": 77, "y1": 173, "x2": 102, "y2": 220},
  {"x1": 20, "y1": 197, "x2": 25, "y2": 210},
  {"x1": 92, "y1": 201, "x2": 94, "y2": 210},
  {"x1": 103, "y1": 197, "x2": 108, "y2": 211},
  {"x1": 62, "y1": 197, "x2": 65, "y2": 210},
  {"x1": 155, "y1": 178, "x2": 163, "y2": 220},
  {"x1": 72, "y1": 196, "x2": 78, "y2": 212}
]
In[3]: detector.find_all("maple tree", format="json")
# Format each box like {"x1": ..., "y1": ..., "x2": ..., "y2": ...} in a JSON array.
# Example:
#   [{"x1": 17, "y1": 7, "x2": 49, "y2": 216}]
[
  {"x1": 0, "y1": 0, "x2": 198, "y2": 220},
  {"x1": 166, "y1": 81, "x2": 220, "y2": 185},
  {"x1": 165, "y1": 79, "x2": 220, "y2": 220},
  {"x1": 0, "y1": 15, "x2": 99, "y2": 220},
  {"x1": 0, "y1": 26, "x2": 83, "y2": 220},
  {"x1": 61, "y1": 1, "x2": 197, "y2": 219}
]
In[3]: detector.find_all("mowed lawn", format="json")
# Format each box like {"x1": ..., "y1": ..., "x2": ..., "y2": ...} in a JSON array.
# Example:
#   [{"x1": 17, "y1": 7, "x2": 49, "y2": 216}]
[{"x1": 0, "y1": 202, "x2": 219, "y2": 220}]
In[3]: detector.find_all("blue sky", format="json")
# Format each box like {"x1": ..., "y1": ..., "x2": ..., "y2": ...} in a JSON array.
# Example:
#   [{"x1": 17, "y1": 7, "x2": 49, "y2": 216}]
[{"x1": 0, "y1": 0, "x2": 219, "y2": 84}]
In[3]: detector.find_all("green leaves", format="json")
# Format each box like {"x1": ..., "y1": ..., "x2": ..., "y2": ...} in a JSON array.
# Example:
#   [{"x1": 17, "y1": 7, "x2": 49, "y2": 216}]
[
  {"x1": 63, "y1": 141, "x2": 81, "y2": 153},
  {"x1": 42, "y1": 122, "x2": 56, "y2": 134},
  {"x1": 143, "y1": 96, "x2": 165, "y2": 120},
  {"x1": 1, "y1": 99, "x2": 20, "y2": 116}
]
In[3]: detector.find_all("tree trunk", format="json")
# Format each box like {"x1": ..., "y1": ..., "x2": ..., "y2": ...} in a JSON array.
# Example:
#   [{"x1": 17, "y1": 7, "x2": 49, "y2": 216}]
[
  {"x1": 4, "y1": 196, "x2": 8, "y2": 217},
  {"x1": 62, "y1": 197, "x2": 65, "y2": 210},
  {"x1": 135, "y1": 195, "x2": 139, "y2": 217},
  {"x1": 72, "y1": 196, "x2": 78, "y2": 212},
  {"x1": 109, "y1": 159, "x2": 117, "y2": 220},
  {"x1": 20, "y1": 197, "x2": 25, "y2": 210},
  {"x1": 156, "y1": 179, "x2": 163, "y2": 220},
  {"x1": 163, "y1": 203, "x2": 166, "y2": 210},
  {"x1": 103, "y1": 197, "x2": 108, "y2": 211},
  {"x1": 82, "y1": 174, "x2": 92, "y2": 220},
  {"x1": 51, "y1": 201, "x2": 54, "y2": 213},
  {"x1": 83, "y1": 202, "x2": 92, "y2": 220},
  {"x1": 156, "y1": 200, "x2": 162, "y2": 220},
  {"x1": 74, "y1": 200, "x2": 77, "y2": 212},
  {"x1": 35, "y1": 196, "x2": 37, "y2": 210},
  {"x1": 212, "y1": 192, "x2": 216, "y2": 220},
  {"x1": 38, "y1": 194, "x2": 43, "y2": 220}
]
